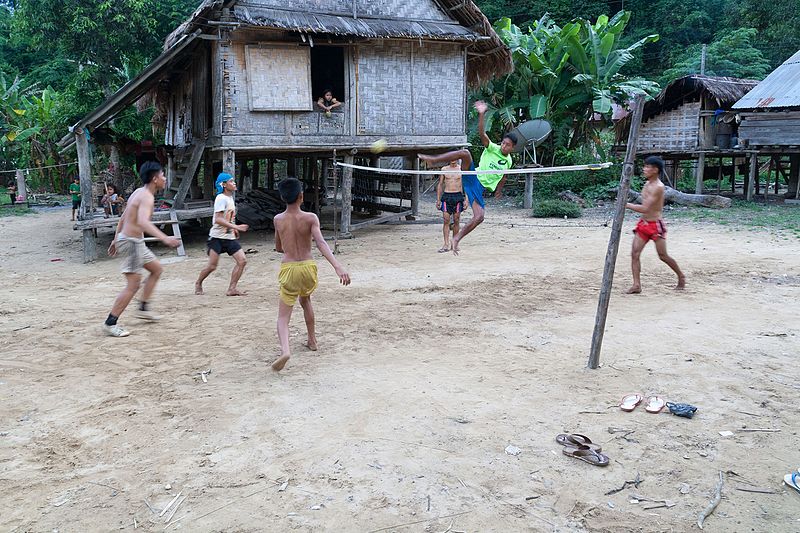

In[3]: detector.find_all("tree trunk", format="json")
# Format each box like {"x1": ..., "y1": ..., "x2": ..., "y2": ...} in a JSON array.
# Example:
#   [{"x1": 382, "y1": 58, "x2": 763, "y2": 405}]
[{"x1": 629, "y1": 186, "x2": 731, "y2": 208}]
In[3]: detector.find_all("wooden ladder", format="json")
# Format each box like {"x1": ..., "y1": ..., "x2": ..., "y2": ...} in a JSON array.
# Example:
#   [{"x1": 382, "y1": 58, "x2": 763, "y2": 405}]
[{"x1": 166, "y1": 141, "x2": 206, "y2": 209}]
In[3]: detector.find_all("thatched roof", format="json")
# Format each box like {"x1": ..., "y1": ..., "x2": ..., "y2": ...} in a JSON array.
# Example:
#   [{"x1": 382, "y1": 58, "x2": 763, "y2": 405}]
[
  {"x1": 642, "y1": 75, "x2": 759, "y2": 121},
  {"x1": 164, "y1": 0, "x2": 512, "y2": 86}
]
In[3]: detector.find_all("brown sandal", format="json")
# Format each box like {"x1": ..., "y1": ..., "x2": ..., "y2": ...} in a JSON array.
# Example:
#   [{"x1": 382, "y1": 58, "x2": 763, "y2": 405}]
[
  {"x1": 562, "y1": 445, "x2": 610, "y2": 467},
  {"x1": 555, "y1": 433, "x2": 602, "y2": 452}
]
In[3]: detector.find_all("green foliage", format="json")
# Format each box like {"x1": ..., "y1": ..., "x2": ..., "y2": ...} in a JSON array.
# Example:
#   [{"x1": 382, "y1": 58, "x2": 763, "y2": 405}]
[
  {"x1": 661, "y1": 28, "x2": 772, "y2": 83},
  {"x1": 532, "y1": 199, "x2": 582, "y2": 218},
  {"x1": 473, "y1": 12, "x2": 659, "y2": 152}
]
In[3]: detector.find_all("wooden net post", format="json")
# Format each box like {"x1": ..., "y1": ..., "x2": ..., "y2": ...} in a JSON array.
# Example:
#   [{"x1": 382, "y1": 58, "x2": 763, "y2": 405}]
[{"x1": 588, "y1": 95, "x2": 645, "y2": 370}]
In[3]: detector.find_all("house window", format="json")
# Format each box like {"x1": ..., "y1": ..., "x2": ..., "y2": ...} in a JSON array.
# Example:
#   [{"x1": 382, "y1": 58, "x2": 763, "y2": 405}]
[
  {"x1": 310, "y1": 47, "x2": 346, "y2": 109},
  {"x1": 246, "y1": 45, "x2": 312, "y2": 111}
]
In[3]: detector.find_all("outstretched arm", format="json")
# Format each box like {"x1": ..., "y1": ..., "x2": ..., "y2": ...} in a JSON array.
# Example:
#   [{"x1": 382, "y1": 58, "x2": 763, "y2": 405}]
[
  {"x1": 311, "y1": 215, "x2": 350, "y2": 285},
  {"x1": 475, "y1": 100, "x2": 490, "y2": 147}
]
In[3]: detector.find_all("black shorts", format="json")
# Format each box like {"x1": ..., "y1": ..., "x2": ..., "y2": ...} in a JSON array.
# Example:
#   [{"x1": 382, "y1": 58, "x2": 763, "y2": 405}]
[
  {"x1": 72, "y1": 200, "x2": 80, "y2": 209},
  {"x1": 207, "y1": 237, "x2": 242, "y2": 256},
  {"x1": 440, "y1": 192, "x2": 466, "y2": 215}
]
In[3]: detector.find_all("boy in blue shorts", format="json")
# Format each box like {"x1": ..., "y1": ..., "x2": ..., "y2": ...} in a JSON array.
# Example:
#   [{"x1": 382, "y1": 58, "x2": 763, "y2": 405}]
[{"x1": 419, "y1": 100, "x2": 515, "y2": 255}]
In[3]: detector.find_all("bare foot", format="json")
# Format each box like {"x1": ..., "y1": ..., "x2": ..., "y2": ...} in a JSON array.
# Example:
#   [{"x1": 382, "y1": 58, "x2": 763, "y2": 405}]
[
  {"x1": 438, "y1": 246, "x2": 449, "y2": 253},
  {"x1": 271, "y1": 354, "x2": 290, "y2": 371},
  {"x1": 194, "y1": 283, "x2": 204, "y2": 295},
  {"x1": 452, "y1": 236, "x2": 461, "y2": 256},
  {"x1": 304, "y1": 338, "x2": 318, "y2": 351},
  {"x1": 417, "y1": 153, "x2": 433, "y2": 163},
  {"x1": 625, "y1": 285, "x2": 641, "y2": 294},
  {"x1": 675, "y1": 277, "x2": 686, "y2": 290},
  {"x1": 226, "y1": 289, "x2": 248, "y2": 296}
]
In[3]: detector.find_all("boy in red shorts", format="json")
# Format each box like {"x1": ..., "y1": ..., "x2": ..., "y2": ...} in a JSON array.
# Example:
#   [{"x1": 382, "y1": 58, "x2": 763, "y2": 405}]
[{"x1": 625, "y1": 156, "x2": 686, "y2": 294}]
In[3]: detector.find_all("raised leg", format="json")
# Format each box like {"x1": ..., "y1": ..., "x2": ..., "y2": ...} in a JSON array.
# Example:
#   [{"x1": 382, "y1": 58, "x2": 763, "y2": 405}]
[
  {"x1": 654, "y1": 238, "x2": 686, "y2": 290},
  {"x1": 417, "y1": 149, "x2": 473, "y2": 171},
  {"x1": 273, "y1": 300, "x2": 294, "y2": 371},
  {"x1": 195, "y1": 251, "x2": 220, "y2": 294},
  {"x1": 627, "y1": 234, "x2": 647, "y2": 294},
  {"x1": 226, "y1": 249, "x2": 248, "y2": 296},
  {"x1": 299, "y1": 296, "x2": 317, "y2": 351}
]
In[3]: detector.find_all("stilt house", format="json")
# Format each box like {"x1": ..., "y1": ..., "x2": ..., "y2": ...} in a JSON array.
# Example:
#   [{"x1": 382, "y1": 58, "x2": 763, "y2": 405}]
[{"x1": 62, "y1": 0, "x2": 512, "y2": 262}]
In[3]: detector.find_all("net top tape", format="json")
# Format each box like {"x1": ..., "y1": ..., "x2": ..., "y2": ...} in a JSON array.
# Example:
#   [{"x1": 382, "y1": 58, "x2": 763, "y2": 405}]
[{"x1": 334, "y1": 162, "x2": 614, "y2": 176}]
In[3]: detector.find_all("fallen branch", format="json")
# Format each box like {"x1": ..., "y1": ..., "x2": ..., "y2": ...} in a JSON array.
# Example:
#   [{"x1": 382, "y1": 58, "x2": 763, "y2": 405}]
[
  {"x1": 737, "y1": 428, "x2": 780, "y2": 433},
  {"x1": 697, "y1": 471, "x2": 724, "y2": 529},
  {"x1": 735, "y1": 486, "x2": 776, "y2": 495},
  {"x1": 628, "y1": 186, "x2": 731, "y2": 208}
]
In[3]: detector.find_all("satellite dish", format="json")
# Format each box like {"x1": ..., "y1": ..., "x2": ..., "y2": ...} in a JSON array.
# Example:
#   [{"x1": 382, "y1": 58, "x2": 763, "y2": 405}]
[{"x1": 509, "y1": 119, "x2": 553, "y2": 154}]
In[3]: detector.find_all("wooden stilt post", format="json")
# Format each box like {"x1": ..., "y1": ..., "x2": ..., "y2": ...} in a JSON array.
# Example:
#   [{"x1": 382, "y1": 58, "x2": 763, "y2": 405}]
[
  {"x1": 588, "y1": 95, "x2": 645, "y2": 370},
  {"x1": 203, "y1": 151, "x2": 213, "y2": 200},
  {"x1": 267, "y1": 159, "x2": 275, "y2": 189},
  {"x1": 695, "y1": 152, "x2": 706, "y2": 194},
  {"x1": 15, "y1": 169, "x2": 26, "y2": 203},
  {"x1": 223, "y1": 149, "x2": 235, "y2": 177},
  {"x1": 340, "y1": 154, "x2": 354, "y2": 236},
  {"x1": 332, "y1": 150, "x2": 339, "y2": 253},
  {"x1": 313, "y1": 157, "x2": 320, "y2": 214},
  {"x1": 716, "y1": 157, "x2": 723, "y2": 194},
  {"x1": 411, "y1": 156, "x2": 420, "y2": 216},
  {"x1": 253, "y1": 159, "x2": 261, "y2": 188},
  {"x1": 241, "y1": 159, "x2": 252, "y2": 194},
  {"x1": 747, "y1": 153, "x2": 757, "y2": 201},
  {"x1": 75, "y1": 127, "x2": 97, "y2": 262}
]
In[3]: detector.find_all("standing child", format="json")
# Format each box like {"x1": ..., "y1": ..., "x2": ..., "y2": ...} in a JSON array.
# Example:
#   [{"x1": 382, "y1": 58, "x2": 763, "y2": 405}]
[
  {"x1": 7, "y1": 182, "x2": 16, "y2": 205},
  {"x1": 69, "y1": 176, "x2": 81, "y2": 221},
  {"x1": 195, "y1": 173, "x2": 250, "y2": 296},
  {"x1": 436, "y1": 160, "x2": 466, "y2": 253},
  {"x1": 625, "y1": 155, "x2": 686, "y2": 294},
  {"x1": 272, "y1": 177, "x2": 350, "y2": 371},
  {"x1": 102, "y1": 162, "x2": 180, "y2": 337}
]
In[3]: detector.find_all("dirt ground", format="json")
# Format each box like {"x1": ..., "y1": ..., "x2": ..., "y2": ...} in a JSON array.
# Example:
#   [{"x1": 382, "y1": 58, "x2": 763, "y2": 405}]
[{"x1": 1, "y1": 200, "x2": 799, "y2": 533}]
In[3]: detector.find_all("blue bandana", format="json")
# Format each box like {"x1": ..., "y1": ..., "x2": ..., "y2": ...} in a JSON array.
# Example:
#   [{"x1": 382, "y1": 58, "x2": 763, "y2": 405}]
[{"x1": 215, "y1": 173, "x2": 233, "y2": 194}]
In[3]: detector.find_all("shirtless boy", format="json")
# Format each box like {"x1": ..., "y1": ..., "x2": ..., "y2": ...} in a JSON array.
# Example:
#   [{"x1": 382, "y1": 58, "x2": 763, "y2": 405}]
[
  {"x1": 625, "y1": 155, "x2": 686, "y2": 294},
  {"x1": 195, "y1": 173, "x2": 250, "y2": 296},
  {"x1": 436, "y1": 160, "x2": 467, "y2": 252},
  {"x1": 272, "y1": 178, "x2": 350, "y2": 371},
  {"x1": 419, "y1": 100, "x2": 515, "y2": 254},
  {"x1": 103, "y1": 162, "x2": 180, "y2": 337}
]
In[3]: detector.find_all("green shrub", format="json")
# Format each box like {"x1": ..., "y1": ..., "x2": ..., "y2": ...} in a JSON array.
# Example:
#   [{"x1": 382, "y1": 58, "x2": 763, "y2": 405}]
[{"x1": 532, "y1": 199, "x2": 582, "y2": 218}]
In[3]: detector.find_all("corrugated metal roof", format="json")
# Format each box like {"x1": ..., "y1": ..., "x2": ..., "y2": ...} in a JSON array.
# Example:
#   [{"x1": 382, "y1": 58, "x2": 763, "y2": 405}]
[
  {"x1": 733, "y1": 49, "x2": 800, "y2": 109},
  {"x1": 233, "y1": 6, "x2": 484, "y2": 42}
]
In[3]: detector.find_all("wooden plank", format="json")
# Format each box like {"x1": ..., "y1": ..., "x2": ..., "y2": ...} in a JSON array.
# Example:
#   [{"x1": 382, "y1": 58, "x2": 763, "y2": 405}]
[
  {"x1": 351, "y1": 201, "x2": 410, "y2": 213},
  {"x1": 215, "y1": 134, "x2": 467, "y2": 150},
  {"x1": 588, "y1": 95, "x2": 645, "y2": 370},
  {"x1": 174, "y1": 141, "x2": 206, "y2": 209},
  {"x1": 747, "y1": 155, "x2": 757, "y2": 201},
  {"x1": 348, "y1": 210, "x2": 413, "y2": 231}
]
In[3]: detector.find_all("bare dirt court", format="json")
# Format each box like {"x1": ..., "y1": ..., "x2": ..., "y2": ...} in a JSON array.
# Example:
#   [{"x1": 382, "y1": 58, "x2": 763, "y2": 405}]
[{"x1": 1, "y1": 201, "x2": 798, "y2": 532}]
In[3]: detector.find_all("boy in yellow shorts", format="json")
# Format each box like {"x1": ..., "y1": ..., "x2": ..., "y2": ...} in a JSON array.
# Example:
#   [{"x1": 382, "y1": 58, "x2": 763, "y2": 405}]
[{"x1": 272, "y1": 177, "x2": 350, "y2": 371}]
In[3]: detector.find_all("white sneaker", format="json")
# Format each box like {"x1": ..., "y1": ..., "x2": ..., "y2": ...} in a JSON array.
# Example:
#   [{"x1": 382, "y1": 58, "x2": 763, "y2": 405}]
[
  {"x1": 102, "y1": 323, "x2": 130, "y2": 337},
  {"x1": 135, "y1": 309, "x2": 162, "y2": 321}
]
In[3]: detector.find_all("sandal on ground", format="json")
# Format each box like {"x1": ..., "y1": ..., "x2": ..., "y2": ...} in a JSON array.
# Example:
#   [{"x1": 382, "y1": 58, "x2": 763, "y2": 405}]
[
  {"x1": 620, "y1": 393, "x2": 643, "y2": 412},
  {"x1": 556, "y1": 433, "x2": 602, "y2": 452},
  {"x1": 645, "y1": 396, "x2": 666, "y2": 414},
  {"x1": 785, "y1": 472, "x2": 800, "y2": 494},
  {"x1": 562, "y1": 445, "x2": 610, "y2": 467}
]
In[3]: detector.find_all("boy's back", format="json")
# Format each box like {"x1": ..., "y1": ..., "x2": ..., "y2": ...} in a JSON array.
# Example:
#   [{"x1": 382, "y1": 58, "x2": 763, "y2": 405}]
[{"x1": 274, "y1": 210, "x2": 317, "y2": 263}]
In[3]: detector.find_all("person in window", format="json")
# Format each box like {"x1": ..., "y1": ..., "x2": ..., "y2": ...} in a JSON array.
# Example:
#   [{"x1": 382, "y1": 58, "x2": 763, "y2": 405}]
[{"x1": 317, "y1": 88, "x2": 342, "y2": 117}]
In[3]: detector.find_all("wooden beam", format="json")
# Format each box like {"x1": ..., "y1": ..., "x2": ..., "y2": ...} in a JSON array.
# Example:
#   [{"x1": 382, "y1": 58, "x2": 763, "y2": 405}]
[
  {"x1": 174, "y1": 142, "x2": 206, "y2": 209},
  {"x1": 695, "y1": 152, "x2": 706, "y2": 194},
  {"x1": 267, "y1": 158, "x2": 275, "y2": 189},
  {"x1": 223, "y1": 149, "x2": 235, "y2": 177},
  {"x1": 75, "y1": 129, "x2": 93, "y2": 221},
  {"x1": 252, "y1": 158, "x2": 261, "y2": 188},
  {"x1": 203, "y1": 152, "x2": 214, "y2": 200},
  {"x1": 340, "y1": 155, "x2": 354, "y2": 236},
  {"x1": 588, "y1": 95, "x2": 645, "y2": 370},
  {"x1": 15, "y1": 169, "x2": 26, "y2": 203},
  {"x1": 524, "y1": 173, "x2": 534, "y2": 210},
  {"x1": 411, "y1": 156, "x2": 420, "y2": 216}
]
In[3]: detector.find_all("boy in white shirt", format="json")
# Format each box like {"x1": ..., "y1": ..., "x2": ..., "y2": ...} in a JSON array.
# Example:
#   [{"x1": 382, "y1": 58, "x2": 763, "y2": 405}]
[{"x1": 195, "y1": 173, "x2": 250, "y2": 296}]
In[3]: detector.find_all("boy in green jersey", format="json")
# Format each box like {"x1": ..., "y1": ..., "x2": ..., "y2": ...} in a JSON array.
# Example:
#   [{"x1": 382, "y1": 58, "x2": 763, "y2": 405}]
[
  {"x1": 419, "y1": 100, "x2": 515, "y2": 254},
  {"x1": 69, "y1": 176, "x2": 81, "y2": 221}
]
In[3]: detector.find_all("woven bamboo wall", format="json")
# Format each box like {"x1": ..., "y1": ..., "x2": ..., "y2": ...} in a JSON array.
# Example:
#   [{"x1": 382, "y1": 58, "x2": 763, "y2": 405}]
[
  {"x1": 249, "y1": 0, "x2": 451, "y2": 21},
  {"x1": 219, "y1": 38, "x2": 465, "y2": 145},
  {"x1": 637, "y1": 102, "x2": 700, "y2": 151},
  {"x1": 358, "y1": 41, "x2": 464, "y2": 137}
]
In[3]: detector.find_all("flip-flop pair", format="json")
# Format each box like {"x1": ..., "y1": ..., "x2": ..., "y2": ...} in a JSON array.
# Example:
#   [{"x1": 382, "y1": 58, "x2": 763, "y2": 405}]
[
  {"x1": 556, "y1": 433, "x2": 609, "y2": 467},
  {"x1": 620, "y1": 394, "x2": 666, "y2": 413}
]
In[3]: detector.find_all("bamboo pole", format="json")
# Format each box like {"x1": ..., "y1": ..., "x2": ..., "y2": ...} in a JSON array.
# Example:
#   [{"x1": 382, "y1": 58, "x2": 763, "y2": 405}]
[{"x1": 588, "y1": 95, "x2": 645, "y2": 370}]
